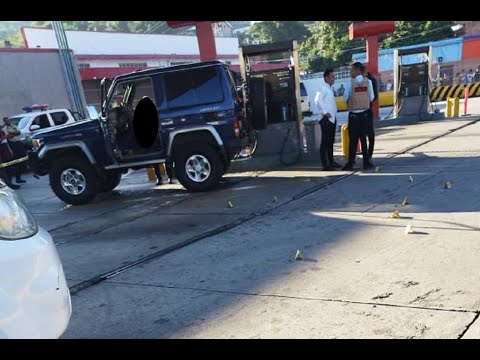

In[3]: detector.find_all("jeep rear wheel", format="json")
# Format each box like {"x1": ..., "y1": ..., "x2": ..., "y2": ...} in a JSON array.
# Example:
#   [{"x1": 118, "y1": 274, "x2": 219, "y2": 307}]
[
  {"x1": 49, "y1": 156, "x2": 98, "y2": 205},
  {"x1": 174, "y1": 143, "x2": 224, "y2": 192}
]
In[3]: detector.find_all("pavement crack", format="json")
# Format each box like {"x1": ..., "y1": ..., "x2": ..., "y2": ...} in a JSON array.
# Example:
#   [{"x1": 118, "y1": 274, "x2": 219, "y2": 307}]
[
  {"x1": 458, "y1": 312, "x2": 480, "y2": 339},
  {"x1": 410, "y1": 288, "x2": 441, "y2": 304},
  {"x1": 372, "y1": 292, "x2": 393, "y2": 300},
  {"x1": 103, "y1": 280, "x2": 476, "y2": 315}
]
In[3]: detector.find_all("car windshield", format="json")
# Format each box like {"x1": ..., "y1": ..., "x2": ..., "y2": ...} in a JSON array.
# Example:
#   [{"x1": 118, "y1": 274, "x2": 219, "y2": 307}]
[{"x1": 9, "y1": 116, "x2": 33, "y2": 130}]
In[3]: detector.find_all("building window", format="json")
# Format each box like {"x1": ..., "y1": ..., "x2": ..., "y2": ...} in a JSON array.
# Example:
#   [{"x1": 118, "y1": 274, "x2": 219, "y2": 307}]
[
  {"x1": 78, "y1": 63, "x2": 91, "y2": 69},
  {"x1": 119, "y1": 63, "x2": 148, "y2": 68}
]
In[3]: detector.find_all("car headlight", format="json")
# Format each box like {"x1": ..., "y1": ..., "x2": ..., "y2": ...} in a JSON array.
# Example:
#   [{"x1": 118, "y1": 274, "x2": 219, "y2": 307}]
[{"x1": 0, "y1": 188, "x2": 38, "y2": 240}]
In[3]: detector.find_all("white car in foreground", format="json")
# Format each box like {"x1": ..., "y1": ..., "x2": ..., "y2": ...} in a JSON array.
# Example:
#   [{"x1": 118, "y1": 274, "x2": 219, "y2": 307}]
[{"x1": 0, "y1": 182, "x2": 71, "y2": 338}]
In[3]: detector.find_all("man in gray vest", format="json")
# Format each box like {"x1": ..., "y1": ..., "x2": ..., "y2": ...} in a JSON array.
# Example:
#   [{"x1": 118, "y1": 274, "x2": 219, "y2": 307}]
[{"x1": 342, "y1": 62, "x2": 375, "y2": 171}]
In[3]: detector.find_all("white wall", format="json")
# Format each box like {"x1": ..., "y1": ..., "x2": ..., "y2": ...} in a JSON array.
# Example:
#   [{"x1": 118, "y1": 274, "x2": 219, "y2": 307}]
[
  {"x1": 301, "y1": 77, "x2": 350, "y2": 115},
  {"x1": 0, "y1": 52, "x2": 78, "y2": 117},
  {"x1": 301, "y1": 77, "x2": 324, "y2": 115},
  {"x1": 78, "y1": 57, "x2": 236, "y2": 69},
  {"x1": 23, "y1": 28, "x2": 239, "y2": 56}
]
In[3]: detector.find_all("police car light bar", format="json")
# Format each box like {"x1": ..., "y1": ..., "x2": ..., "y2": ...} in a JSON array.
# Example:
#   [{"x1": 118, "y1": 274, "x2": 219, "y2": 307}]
[{"x1": 22, "y1": 104, "x2": 49, "y2": 113}]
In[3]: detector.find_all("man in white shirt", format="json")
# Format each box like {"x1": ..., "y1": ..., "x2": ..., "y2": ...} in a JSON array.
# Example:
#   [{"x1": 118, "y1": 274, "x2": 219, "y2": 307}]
[{"x1": 315, "y1": 68, "x2": 341, "y2": 171}]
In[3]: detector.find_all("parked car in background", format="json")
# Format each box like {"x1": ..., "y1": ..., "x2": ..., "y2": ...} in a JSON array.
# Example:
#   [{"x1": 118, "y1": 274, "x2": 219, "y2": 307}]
[
  {"x1": 0, "y1": 180, "x2": 71, "y2": 338},
  {"x1": 300, "y1": 82, "x2": 311, "y2": 115},
  {"x1": 8, "y1": 105, "x2": 81, "y2": 148}
]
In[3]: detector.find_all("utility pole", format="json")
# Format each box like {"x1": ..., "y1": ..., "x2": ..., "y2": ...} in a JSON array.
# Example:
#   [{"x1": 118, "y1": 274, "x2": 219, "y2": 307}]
[{"x1": 52, "y1": 21, "x2": 86, "y2": 118}]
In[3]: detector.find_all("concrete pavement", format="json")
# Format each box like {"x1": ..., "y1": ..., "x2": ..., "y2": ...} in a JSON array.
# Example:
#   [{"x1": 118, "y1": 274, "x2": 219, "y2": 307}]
[{"x1": 14, "y1": 98, "x2": 480, "y2": 338}]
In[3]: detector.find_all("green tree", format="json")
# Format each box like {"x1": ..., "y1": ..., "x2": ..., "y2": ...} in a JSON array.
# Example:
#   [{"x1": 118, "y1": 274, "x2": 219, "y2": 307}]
[
  {"x1": 300, "y1": 21, "x2": 456, "y2": 73},
  {"x1": 380, "y1": 21, "x2": 455, "y2": 49},
  {"x1": 247, "y1": 21, "x2": 310, "y2": 44},
  {"x1": 300, "y1": 21, "x2": 362, "y2": 73},
  {"x1": 4, "y1": 32, "x2": 25, "y2": 47},
  {"x1": 31, "y1": 21, "x2": 52, "y2": 29}
]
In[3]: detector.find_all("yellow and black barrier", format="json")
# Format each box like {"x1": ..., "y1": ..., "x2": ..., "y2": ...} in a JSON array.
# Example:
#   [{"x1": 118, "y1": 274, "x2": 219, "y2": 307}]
[
  {"x1": 430, "y1": 83, "x2": 480, "y2": 102},
  {"x1": 333, "y1": 83, "x2": 480, "y2": 110},
  {"x1": 0, "y1": 156, "x2": 28, "y2": 169},
  {"x1": 335, "y1": 91, "x2": 394, "y2": 111}
]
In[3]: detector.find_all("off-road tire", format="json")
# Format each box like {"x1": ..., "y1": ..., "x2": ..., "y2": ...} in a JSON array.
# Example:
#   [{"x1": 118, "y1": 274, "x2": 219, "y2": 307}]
[
  {"x1": 49, "y1": 155, "x2": 98, "y2": 205},
  {"x1": 174, "y1": 143, "x2": 224, "y2": 192}
]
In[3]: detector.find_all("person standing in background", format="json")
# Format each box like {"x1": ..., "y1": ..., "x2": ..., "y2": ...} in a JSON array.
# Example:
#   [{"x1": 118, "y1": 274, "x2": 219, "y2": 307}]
[
  {"x1": 362, "y1": 66, "x2": 378, "y2": 161},
  {"x1": 342, "y1": 62, "x2": 375, "y2": 171},
  {"x1": 453, "y1": 73, "x2": 462, "y2": 86},
  {"x1": 386, "y1": 80, "x2": 393, "y2": 91},
  {"x1": 0, "y1": 118, "x2": 20, "y2": 189},
  {"x1": 3, "y1": 116, "x2": 26, "y2": 184},
  {"x1": 467, "y1": 69, "x2": 474, "y2": 84},
  {"x1": 315, "y1": 69, "x2": 341, "y2": 171}
]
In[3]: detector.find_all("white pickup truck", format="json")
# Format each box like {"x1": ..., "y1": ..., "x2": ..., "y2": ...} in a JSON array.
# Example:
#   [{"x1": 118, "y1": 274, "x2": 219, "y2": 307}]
[{"x1": 8, "y1": 108, "x2": 82, "y2": 143}]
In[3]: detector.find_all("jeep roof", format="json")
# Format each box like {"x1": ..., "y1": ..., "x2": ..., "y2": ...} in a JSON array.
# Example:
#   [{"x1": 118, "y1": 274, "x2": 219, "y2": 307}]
[{"x1": 112, "y1": 60, "x2": 229, "y2": 83}]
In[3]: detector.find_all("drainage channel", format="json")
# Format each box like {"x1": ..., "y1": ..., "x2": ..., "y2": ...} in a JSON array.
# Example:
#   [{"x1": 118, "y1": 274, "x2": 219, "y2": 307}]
[{"x1": 69, "y1": 117, "x2": 480, "y2": 296}]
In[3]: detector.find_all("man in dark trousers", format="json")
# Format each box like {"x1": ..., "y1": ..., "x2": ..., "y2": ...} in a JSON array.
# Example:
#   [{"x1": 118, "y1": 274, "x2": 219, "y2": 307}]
[
  {"x1": 342, "y1": 62, "x2": 375, "y2": 171},
  {"x1": 3, "y1": 116, "x2": 27, "y2": 183},
  {"x1": 314, "y1": 68, "x2": 342, "y2": 171},
  {"x1": 362, "y1": 65, "x2": 378, "y2": 161},
  {"x1": 0, "y1": 118, "x2": 20, "y2": 189}
]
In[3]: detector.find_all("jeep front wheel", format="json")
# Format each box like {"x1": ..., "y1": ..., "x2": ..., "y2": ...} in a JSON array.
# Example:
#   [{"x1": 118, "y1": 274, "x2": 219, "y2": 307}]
[
  {"x1": 49, "y1": 156, "x2": 98, "y2": 205},
  {"x1": 174, "y1": 144, "x2": 223, "y2": 192},
  {"x1": 99, "y1": 171, "x2": 122, "y2": 192}
]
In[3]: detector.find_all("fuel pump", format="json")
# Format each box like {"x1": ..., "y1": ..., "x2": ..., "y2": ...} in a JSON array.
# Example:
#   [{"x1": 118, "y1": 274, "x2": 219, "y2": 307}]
[
  {"x1": 238, "y1": 41, "x2": 303, "y2": 164},
  {"x1": 393, "y1": 46, "x2": 432, "y2": 118}
]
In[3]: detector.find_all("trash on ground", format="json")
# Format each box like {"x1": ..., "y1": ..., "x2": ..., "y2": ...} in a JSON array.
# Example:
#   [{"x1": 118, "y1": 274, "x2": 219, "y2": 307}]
[{"x1": 294, "y1": 249, "x2": 303, "y2": 261}]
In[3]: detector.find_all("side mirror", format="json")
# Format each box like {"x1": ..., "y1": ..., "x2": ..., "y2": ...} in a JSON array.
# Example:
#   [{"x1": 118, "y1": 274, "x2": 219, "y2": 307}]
[
  {"x1": 86, "y1": 105, "x2": 99, "y2": 120},
  {"x1": 30, "y1": 125, "x2": 40, "y2": 131}
]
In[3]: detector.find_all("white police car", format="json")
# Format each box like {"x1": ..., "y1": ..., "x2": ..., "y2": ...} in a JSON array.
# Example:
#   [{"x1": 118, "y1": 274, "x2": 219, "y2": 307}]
[
  {"x1": 0, "y1": 180, "x2": 71, "y2": 338},
  {"x1": 8, "y1": 105, "x2": 80, "y2": 143}
]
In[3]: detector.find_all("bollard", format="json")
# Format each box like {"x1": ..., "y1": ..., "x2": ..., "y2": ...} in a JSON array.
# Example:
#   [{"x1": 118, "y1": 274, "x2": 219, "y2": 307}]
[
  {"x1": 147, "y1": 166, "x2": 156, "y2": 181},
  {"x1": 452, "y1": 97, "x2": 459, "y2": 117},
  {"x1": 341, "y1": 124, "x2": 349, "y2": 159},
  {"x1": 341, "y1": 124, "x2": 360, "y2": 159},
  {"x1": 446, "y1": 98, "x2": 452, "y2": 117},
  {"x1": 147, "y1": 164, "x2": 167, "y2": 181},
  {"x1": 463, "y1": 86, "x2": 470, "y2": 116}
]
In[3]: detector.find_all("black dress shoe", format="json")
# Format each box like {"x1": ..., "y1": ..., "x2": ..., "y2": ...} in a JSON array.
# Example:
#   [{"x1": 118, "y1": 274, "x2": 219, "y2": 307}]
[
  {"x1": 16, "y1": 179, "x2": 26, "y2": 183},
  {"x1": 322, "y1": 166, "x2": 333, "y2": 171},
  {"x1": 363, "y1": 162, "x2": 374, "y2": 170},
  {"x1": 331, "y1": 162, "x2": 342, "y2": 169},
  {"x1": 7, "y1": 183, "x2": 20, "y2": 190},
  {"x1": 342, "y1": 163, "x2": 354, "y2": 171}
]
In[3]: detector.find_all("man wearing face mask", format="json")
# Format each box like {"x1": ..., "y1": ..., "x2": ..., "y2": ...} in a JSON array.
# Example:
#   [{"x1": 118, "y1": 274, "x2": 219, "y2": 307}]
[{"x1": 342, "y1": 62, "x2": 375, "y2": 171}]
